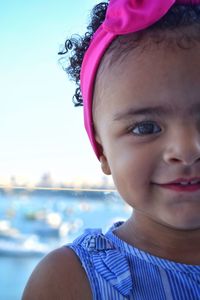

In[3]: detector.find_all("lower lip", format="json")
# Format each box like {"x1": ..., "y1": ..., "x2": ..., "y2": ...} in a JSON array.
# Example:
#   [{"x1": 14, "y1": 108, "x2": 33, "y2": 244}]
[{"x1": 158, "y1": 183, "x2": 200, "y2": 192}]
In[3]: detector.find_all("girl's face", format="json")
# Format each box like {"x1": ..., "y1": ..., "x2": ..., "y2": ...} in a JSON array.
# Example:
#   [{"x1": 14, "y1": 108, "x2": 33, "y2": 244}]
[{"x1": 94, "y1": 41, "x2": 200, "y2": 231}]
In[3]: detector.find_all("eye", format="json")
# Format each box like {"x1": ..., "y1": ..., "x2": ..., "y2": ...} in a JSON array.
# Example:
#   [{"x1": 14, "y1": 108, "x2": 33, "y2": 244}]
[{"x1": 131, "y1": 121, "x2": 161, "y2": 136}]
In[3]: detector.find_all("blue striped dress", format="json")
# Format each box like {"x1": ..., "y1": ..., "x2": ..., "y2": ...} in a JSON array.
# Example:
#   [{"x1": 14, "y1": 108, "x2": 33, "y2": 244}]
[{"x1": 68, "y1": 222, "x2": 200, "y2": 299}]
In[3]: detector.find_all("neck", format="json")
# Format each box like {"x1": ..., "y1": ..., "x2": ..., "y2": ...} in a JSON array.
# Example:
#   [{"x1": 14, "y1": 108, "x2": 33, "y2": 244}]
[{"x1": 115, "y1": 211, "x2": 200, "y2": 265}]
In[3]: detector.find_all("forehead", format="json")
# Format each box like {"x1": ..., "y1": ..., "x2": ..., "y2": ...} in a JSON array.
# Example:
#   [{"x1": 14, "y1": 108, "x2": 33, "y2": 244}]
[{"x1": 93, "y1": 39, "x2": 200, "y2": 124}]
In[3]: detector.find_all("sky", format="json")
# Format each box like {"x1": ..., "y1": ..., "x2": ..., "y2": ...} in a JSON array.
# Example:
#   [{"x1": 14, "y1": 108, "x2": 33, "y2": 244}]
[{"x1": 0, "y1": 0, "x2": 111, "y2": 186}]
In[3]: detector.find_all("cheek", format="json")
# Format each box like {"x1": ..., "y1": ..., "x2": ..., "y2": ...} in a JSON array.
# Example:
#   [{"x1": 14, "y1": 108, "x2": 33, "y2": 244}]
[{"x1": 109, "y1": 145, "x2": 156, "y2": 190}]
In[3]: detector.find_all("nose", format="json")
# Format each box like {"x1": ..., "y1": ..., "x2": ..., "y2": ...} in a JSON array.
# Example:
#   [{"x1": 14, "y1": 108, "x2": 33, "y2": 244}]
[{"x1": 163, "y1": 128, "x2": 200, "y2": 166}]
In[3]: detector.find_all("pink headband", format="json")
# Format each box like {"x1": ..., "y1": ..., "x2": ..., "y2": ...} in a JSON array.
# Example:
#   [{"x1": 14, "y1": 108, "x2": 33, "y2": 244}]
[{"x1": 80, "y1": 0, "x2": 200, "y2": 159}]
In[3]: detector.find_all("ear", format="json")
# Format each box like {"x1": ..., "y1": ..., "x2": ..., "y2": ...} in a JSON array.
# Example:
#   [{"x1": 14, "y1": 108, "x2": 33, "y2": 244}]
[
  {"x1": 99, "y1": 155, "x2": 111, "y2": 175},
  {"x1": 95, "y1": 134, "x2": 111, "y2": 175}
]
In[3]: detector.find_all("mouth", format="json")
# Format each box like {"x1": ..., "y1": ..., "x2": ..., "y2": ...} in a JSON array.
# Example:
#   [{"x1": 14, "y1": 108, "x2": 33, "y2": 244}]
[{"x1": 155, "y1": 178, "x2": 200, "y2": 192}]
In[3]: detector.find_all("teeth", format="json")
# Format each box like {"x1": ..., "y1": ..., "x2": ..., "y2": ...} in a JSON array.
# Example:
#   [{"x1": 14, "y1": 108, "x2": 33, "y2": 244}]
[
  {"x1": 191, "y1": 180, "x2": 199, "y2": 184},
  {"x1": 179, "y1": 180, "x2": 199, "y2": 185},
  {"x1": 180, "y1": 182, "x2": 189, "y2": 185},
  {"x1": 190, "y1": 180, "x2": 199, "y2": 184}
]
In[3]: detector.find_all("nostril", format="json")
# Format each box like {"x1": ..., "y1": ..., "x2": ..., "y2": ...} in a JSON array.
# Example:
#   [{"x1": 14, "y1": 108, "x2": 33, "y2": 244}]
[
  {"x1": 169, "y1": 158, "x2": 181, "y2": 163},
  {"x1": 166, "y1": 155, "x2": 200, "y2": 166},
  {"x1": 163, "y1": 143, "x2": 200, "y2": 166}
]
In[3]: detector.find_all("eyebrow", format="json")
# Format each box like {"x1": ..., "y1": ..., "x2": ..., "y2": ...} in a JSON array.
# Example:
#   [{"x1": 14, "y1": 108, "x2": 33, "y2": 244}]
[
  {"x1": 113, "y1": 106, "x2": 171, "y2": 121},
  {"x1": 113, "y1": 103, "x2": 200, "y2": 121}
]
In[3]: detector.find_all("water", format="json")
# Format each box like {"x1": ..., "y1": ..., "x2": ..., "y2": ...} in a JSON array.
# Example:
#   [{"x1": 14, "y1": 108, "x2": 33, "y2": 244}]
[{"x1": 0, "y1": 189, "x2": 131, "y2": 299}]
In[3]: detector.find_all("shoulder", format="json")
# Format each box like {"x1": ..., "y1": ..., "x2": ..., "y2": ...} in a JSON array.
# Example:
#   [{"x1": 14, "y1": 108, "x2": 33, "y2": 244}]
[{"x1": 22, "y1": 246, "x2": 92, "y2": 300}]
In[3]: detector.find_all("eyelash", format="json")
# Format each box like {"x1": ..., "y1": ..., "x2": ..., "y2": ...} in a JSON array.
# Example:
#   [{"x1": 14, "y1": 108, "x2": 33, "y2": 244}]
[{"x1": 129, "y1": 121, "x2": 162, "y2": 136}]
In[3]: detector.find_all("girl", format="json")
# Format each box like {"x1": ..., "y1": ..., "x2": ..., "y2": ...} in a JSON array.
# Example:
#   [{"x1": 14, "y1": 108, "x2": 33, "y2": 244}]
[{"x1": 23, "y1": 1, "x2": 200, "y2": 299}]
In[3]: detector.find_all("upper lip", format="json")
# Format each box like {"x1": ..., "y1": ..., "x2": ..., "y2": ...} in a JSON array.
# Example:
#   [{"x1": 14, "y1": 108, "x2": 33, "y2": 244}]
[{"x1": 158, "y1": 177, "x2": 200, "y2": 185}]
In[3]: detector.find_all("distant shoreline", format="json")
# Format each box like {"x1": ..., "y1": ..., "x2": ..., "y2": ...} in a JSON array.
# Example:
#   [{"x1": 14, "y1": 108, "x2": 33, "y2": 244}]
[
  {"x1": 0, "y1": 185, "x2": 116, "y2": 192},
  {"x1": 0, "y1": 185, "x2": 117, "y2": 199}
]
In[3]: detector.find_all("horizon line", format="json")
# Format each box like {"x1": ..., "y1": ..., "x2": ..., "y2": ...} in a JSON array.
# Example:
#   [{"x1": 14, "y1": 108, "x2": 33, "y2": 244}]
[{"x1": 0, "y1": 185, "x2": 117, "y2": 193}]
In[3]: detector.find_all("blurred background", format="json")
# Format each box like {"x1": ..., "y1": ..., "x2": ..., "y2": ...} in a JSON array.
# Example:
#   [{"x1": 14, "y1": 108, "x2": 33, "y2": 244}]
[{"x1": 0, "y1": 1, "x2": 131, "y2": 299}]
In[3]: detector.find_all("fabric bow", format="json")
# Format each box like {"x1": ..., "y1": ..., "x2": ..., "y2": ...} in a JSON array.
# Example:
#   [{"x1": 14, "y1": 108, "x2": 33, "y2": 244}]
[
  {"x1": 81, "y1": 232, "x2": 133, "y2": 297},
  {"x1": 104, "y1": 0, "x2": 200, "y2": 34},
  {"x1": 104, "y1": 0, "x2": 175, "y2": 34}
]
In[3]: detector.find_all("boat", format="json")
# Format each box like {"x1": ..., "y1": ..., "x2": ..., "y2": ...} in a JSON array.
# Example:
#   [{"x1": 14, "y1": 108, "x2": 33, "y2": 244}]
[{"x1": 0, "y1": 220, "x2": 48, "y2": 257}]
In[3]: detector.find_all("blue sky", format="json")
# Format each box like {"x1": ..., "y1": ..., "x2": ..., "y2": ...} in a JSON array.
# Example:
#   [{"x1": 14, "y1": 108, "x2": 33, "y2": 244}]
[{"x1": 0, "y1": 0, "x2": 109, "y2": 186}]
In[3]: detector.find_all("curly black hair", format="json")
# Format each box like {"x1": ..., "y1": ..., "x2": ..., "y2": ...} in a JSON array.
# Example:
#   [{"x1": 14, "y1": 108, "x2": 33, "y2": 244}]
[{"x1": 58, "y1": 2, "x2": 200, "y2": 107}]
